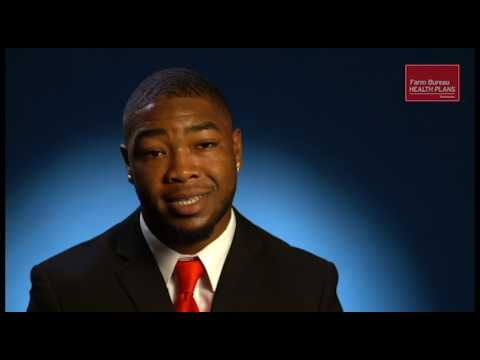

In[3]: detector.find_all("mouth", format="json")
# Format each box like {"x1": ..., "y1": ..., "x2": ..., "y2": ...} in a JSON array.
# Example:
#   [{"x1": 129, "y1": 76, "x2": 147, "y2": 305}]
[
  {"x1": 165, "y1": 191, "x2": 212, "y2": 216},
  {"x1": 169, "y1": 193, "x2": 209, "y2": 206}
]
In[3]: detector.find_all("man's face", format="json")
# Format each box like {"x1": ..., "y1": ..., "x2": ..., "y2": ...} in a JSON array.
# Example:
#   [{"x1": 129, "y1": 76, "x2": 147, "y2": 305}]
[{"x1": 121, "y1": 96, "x2": 242, "y2": 242}]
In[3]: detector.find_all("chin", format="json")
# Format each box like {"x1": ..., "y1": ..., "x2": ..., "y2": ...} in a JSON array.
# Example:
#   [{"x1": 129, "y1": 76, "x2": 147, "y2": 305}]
[
  {"x1": 173, "y1": 203, "x2": 230, "y2": 240},
  {"x1": 172, "y1": 208, "x2": 218, "y2": 228},
  {"x1": 168, "y1": 217, "x2": 216, "y2": 244}
]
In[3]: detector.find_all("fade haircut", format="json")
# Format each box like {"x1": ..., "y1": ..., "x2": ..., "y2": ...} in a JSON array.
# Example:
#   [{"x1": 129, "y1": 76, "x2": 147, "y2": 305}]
[{"x1": 122, "y1": 67, "x2": 233, "y2": 144}]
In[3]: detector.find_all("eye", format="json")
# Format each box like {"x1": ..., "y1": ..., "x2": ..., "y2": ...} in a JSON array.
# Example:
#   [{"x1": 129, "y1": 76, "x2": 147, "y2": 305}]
[
  {"x1": 146, "y1": 150, "x2": 166, "y2": 158},
  {"x1": 197, "y1": 142, "x2": 218, "y2": 150}
]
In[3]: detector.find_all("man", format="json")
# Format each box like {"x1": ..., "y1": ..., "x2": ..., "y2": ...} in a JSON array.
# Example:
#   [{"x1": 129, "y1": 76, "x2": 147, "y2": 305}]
[{"x1": 27, "y1": 68, "x2": 342, "y2": 312}]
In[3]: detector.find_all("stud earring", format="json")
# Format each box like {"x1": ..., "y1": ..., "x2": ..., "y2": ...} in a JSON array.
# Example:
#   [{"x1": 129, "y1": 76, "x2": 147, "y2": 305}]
[
  {"x1": 128, "y1": 173, "x2": 133, "y2": 183},
  {"x1": 236, "y1": 163, "x2": 240, "y2": 172}
]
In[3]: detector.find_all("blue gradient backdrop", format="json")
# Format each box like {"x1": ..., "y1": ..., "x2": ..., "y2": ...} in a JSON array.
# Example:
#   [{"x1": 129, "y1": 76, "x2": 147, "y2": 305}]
[{"x1": 6, "y1": 48, "x2": 475, "y2": 311}]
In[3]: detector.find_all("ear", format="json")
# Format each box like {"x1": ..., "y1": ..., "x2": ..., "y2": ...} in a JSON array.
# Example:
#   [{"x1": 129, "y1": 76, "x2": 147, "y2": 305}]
[
  {"x1": 232, "y1": 128, "x2": 243, "y2": 170},
  {"x1": 120, "y1": 144, "x2": 130, "y2": 167}
]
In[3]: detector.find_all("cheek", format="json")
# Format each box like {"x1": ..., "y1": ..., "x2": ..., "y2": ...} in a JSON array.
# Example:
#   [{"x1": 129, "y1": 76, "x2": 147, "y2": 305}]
[
  {"x1": 133, "y1": 167, "x2": 164, "y2": 193},
  {"x1": 208, "y1": 163, "x2": 237, "y2": 192}
]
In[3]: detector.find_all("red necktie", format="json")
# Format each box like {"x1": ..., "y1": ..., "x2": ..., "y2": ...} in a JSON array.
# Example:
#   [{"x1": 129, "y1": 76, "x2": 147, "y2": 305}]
[{"x1": 174, "y1": 258, "x2": 205, "y2": 312}]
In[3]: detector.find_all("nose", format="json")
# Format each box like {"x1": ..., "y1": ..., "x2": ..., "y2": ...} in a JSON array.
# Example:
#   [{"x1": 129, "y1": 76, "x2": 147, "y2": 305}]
[{"x1": 164, "y1": 148, "x2": 200, "y2": 184}]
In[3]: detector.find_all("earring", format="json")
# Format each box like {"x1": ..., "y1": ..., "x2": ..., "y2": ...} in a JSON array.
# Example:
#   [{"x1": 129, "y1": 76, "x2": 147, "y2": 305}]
[
  {"x1": 128, "y1": 173, "x2": 133, "y2": 183},
  {"x1": 236, "y1": 163, "x2": 240, "y2": 172}
]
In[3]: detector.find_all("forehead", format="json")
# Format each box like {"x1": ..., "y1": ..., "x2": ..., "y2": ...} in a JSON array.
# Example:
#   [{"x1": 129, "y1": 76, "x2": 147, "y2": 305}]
[{"x1": 133, "y1": 96, "x2": 231, "y2": 132}]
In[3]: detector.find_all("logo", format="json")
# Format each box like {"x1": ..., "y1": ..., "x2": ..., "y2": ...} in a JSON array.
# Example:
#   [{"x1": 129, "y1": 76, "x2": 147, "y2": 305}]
[{"x1": 405, "y1": 64, "x2": 460, "y2": 102}]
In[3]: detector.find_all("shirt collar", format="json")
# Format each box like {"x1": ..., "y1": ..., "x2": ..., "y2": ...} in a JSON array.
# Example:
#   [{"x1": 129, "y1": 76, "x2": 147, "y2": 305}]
[{"x1": 140, "y1": 208, "x2": 236, "y2": 291}]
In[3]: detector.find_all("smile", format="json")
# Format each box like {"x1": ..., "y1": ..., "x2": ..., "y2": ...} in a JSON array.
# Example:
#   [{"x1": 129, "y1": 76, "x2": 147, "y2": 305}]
[{"x1": 170, "y1": 193, "x2": 209, "y2": 206}]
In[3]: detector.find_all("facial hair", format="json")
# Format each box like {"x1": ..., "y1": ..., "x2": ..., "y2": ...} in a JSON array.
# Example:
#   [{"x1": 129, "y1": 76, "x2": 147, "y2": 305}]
[{"x1": 143, "y1": 191, "x2": 234, "y2": 251}]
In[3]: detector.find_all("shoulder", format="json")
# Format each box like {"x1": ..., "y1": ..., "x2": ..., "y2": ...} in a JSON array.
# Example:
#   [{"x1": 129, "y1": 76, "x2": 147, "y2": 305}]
[
  {"x1": 235, "y1": 209, "x2": 338, "y2": 276},
  {"x1": 234, "y1": 209, "x2": 342, "y2": 311},
  {"x1": 31, "y1": 210, "x2": 136, "y2": 279}
]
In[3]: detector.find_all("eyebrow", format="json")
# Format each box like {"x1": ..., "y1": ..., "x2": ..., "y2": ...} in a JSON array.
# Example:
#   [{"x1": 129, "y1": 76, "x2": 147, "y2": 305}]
[
  {"x1": 134, "y1": 121, "x2": 222, "y2": 143},
  {"x1": 186, "y1": 121, "x2": 222, "y2": 134}
]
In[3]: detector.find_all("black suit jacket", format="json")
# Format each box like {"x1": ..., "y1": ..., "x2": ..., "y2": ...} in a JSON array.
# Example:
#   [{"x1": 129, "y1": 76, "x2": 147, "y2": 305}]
[{"x1": 27, "y1": 207, "x2": 342, "y2": 312}]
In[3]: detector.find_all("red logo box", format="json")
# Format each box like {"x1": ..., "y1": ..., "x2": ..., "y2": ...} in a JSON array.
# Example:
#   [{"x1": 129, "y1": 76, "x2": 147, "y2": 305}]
[{"x1": 405, "y1": 64, "x2": 460, "y2": 102}]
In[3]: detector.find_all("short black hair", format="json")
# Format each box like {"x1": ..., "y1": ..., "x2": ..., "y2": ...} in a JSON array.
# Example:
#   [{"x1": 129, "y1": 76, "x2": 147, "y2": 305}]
[{"x1": 122, "y1": 67, "x2": 232, "y2": 144}]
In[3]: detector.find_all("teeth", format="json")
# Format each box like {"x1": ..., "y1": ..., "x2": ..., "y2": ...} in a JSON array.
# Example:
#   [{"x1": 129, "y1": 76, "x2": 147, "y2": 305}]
[{"x1": 173, "y1": 194, "x2": 205, "y2": 206}]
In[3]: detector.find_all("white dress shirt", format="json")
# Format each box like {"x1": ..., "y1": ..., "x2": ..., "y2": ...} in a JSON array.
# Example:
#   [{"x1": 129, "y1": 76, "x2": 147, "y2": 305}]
[{"x1": 140, "y1": 208, "x2": 236, "y2": 312}]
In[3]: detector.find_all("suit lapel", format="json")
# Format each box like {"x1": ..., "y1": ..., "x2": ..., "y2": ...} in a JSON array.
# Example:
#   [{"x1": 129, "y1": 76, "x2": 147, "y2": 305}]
[
  {"x1": 114, "y1": 208, "x2": 174, "y2": 312},
  {"x1": 116, "y1": 258, "x2": 174, "y2": 312},
  {"x1": 112, "y1": 207, "x2": 274, "y2": 312},
  {"x1": 211, "y1": 208, "x2": 271, "y2": 312}
]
